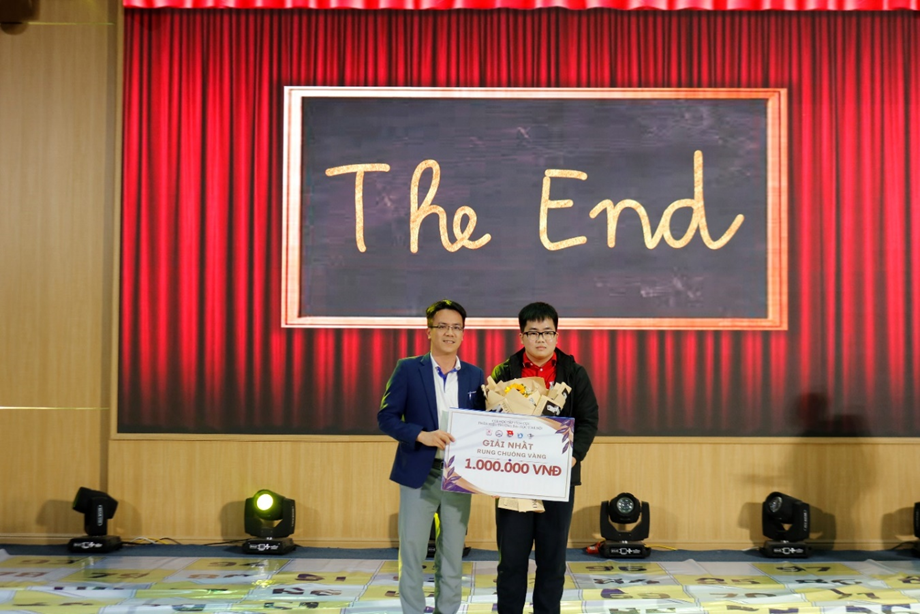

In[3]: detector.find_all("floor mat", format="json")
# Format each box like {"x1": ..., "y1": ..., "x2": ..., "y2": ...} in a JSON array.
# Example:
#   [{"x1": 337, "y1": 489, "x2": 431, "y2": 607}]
[{"x1": 3, "y1": 550, "x2": 920, "y2": 612}]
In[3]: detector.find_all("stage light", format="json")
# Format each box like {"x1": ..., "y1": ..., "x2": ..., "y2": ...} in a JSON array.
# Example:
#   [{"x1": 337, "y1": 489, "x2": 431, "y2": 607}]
[
  {"x1": 598, "y1": 493, "x2": 651, "y2": 558},
  {"x1": 761, "y1": 491, "x2": 811, "y2": 558},
  {"x1": 913, "y1": 502, "x2": 920, "y2": 556},
  {"x1": 68, "y1": 487, "x2": 122, "y2": 553},
  {"x1": 427, "y1": 511, "x2": 440, "y2": 558},
  {"x1": 424, "y1": 510, "x2": 471, "y2": 558},
  {"x1": 242, "y1": 489, "x2": 296, "y2": 554}
]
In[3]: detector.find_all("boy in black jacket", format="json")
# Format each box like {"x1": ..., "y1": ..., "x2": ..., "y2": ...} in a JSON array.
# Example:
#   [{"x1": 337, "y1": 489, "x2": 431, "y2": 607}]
[{"x1": 491, "y1": 302, "x2": 599, "y2": 614}]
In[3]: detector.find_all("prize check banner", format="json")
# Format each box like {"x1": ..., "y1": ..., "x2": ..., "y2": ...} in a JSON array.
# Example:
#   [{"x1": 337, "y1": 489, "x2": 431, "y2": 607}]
[{"x1": 441, "y1": 409, "x2": 574, "y2": 501}]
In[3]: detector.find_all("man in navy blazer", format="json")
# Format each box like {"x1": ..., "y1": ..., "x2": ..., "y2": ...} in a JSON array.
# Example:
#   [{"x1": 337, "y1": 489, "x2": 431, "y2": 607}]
[{"x1": 379, "y1": 299, "x2": 485, "y2": 614}]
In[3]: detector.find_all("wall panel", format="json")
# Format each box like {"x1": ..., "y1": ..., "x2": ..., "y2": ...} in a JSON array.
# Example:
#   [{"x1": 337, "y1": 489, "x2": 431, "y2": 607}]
[
  {"x1": 106, "y1": 438, "x2": 919, "y2": 550},
  {"x1": 0, "y1": 1, "x2": 115, "y2": 409},
  {"x1": 0, "y1": 409, "x2": 108, "y2": 541},
  {"x1": 0, "y1": 0, "x2": 117, "y2": 543}
]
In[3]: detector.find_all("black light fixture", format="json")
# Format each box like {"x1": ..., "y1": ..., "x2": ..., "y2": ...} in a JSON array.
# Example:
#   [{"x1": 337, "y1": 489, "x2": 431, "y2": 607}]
[
  {"x1": 427, "y1": 511, "x2": 440, "y2": 558},
  {"x1": 68, "y1": 487, "x2": 122, "y2": 553},
  {"x1": 761, "y1": 491, "x2": 811, "y2": 558},
  {"x1": 913, "y1": 502, "x2": 920, "y2": 556},
  {"x1": 242, "y1": 489, "x2": 296, "y2": 554},
  {"x1": 598, "y1": 492, "x2": 651, "y2": 558},
  {"x1": 0, "y1": 0, "x2": 35, "y2": 25}
]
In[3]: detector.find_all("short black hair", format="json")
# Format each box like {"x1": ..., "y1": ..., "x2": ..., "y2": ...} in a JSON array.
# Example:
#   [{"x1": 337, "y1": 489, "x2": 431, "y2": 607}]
[
  {"x1": 426, "y1": 299, "x2": 467, "y2": 327},
  {"x1": 518, "y1": 302, "x2": 558, "y2": 332}
]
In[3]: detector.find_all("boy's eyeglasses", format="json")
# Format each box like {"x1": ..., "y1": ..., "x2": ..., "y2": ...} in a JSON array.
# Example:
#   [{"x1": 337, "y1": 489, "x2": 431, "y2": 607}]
[{"x1": 522, "y1": 331, "x2": 557, "y2": 340}]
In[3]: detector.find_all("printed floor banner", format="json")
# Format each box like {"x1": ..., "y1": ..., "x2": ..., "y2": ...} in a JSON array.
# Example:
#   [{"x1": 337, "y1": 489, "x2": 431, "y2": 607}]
[{"x1": 4, "y1": 551, "x2": 920, "y2": 613}]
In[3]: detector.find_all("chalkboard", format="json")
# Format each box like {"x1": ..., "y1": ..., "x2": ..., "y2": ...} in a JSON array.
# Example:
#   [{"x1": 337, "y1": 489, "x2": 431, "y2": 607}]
[{"x1": 282, "y1": 88, "x2": 786, "y2": 330}]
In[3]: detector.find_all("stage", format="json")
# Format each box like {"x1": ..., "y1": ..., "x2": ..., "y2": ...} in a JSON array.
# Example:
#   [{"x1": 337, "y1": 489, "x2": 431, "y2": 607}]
[{"x1": 1, "y1": 545, "x2": 919, "y2": 613}]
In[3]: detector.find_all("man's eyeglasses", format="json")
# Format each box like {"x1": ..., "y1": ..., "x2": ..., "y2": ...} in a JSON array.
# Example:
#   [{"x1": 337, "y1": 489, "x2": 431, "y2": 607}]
[
  {"x1": 522, "y1": 331, "x2": 557, "y2": 340},
  {"x1": 430, "y1": 324, "x2": 464, "y2": 333}
]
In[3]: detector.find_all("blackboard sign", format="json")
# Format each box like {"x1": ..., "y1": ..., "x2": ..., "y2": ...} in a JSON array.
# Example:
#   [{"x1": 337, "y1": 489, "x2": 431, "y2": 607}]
[{"x1": 282, "y1": 88, "x2": 786, "y2": 330}]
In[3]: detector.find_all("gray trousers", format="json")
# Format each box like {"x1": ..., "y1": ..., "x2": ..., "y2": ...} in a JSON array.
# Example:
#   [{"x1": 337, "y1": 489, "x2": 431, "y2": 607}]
[{"x1": 398, "y1": 465, "x2": 472, "y2": 614}]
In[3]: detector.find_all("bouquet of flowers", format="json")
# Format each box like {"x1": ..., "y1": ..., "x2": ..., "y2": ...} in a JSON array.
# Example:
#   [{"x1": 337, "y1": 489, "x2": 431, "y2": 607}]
[{"x1": 482, "y1": 376, "x2": 572, "y2": 512}]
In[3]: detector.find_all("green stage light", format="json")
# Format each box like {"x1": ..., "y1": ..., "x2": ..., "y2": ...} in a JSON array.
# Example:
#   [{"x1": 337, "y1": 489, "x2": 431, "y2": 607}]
[
  {"x1": 253, "y1": 490, "x2": 284, "y2": 520},
  {"x1": 421, "y1": 508, "x2": 471, "y2": 559},
  {"x1": 243, "y1": 489, "x2": 296, "y2": 555}
]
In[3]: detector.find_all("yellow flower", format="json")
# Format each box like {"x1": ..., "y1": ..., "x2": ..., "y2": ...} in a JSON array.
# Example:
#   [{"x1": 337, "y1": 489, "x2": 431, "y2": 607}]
[{"x1": 504, "y1": 383, "x2": 529, "y2": 396}]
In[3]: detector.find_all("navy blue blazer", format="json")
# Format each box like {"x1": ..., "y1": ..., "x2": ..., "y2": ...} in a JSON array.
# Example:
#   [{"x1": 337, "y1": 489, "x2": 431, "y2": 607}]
[{"x1": 378, "y1": 353, "x2": 485, "y2": 489}]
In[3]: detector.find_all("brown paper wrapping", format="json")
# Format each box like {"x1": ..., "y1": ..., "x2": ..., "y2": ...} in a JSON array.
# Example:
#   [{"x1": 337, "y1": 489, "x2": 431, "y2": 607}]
[{"x1": 482, "y1": 377, "x2": 571, "y2": 513}]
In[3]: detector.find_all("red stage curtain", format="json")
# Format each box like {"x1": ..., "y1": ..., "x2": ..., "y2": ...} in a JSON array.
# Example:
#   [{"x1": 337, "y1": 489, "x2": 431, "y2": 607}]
[
  {"x1": 120, "y1": 10, "x2": 920, "y2": 436},
  {"x1": 125, "y1": 0, "x2": 920, "y2": 10}
]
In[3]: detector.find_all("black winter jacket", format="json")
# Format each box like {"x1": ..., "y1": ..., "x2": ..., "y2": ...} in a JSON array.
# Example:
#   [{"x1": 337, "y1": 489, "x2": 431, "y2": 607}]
[{"x1": 491, "y1": 348, "x2": 599, "y2": 486}]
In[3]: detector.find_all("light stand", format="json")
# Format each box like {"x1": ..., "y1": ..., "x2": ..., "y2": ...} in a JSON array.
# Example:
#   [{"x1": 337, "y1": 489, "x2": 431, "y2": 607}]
[
  {"x1": 599, "y1": 493, "x2": 651, "y2": 558},
  {"x1": 242, "y1": 490, "x2": 296, "y2": 555},
  {"x1": 761, "y1": 491, "x2": 811, "y2": 558},
  {"x1": 912, "y1": 502, "x2": 920, "y2": 557},
  {"x1": 426, "y1": 510, "x2": 471, "y2": 558},
  {"x1": 68, "y1": 487, "x2": 122, "y2": 553}
]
